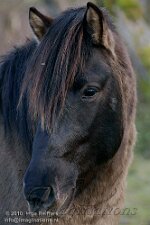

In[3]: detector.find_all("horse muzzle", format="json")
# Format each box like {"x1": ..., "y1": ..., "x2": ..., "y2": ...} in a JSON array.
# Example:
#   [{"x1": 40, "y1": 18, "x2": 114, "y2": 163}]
[{"x1": 23, "y1": 159, "x2": 78, "y2": 214}]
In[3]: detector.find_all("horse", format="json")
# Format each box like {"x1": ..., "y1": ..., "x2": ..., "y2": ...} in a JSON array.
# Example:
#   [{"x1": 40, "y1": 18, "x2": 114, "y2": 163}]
[{"x1": 0, "y1": 2, "x2": 136, "y2": 225}]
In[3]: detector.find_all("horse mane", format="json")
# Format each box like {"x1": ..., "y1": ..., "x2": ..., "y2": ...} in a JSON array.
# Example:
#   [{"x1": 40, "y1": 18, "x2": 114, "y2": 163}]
[
  {"x1": 20, "y1": 7, "x2": 92, "y2": 131},
  {"x1": 0, "y1": 40, "x2": 37, "y2": 150}
]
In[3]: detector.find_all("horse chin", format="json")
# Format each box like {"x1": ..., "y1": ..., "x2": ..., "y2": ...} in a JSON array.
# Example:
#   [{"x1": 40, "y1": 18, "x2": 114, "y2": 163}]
[{"x1": 56, "y1": 187, "x2": 76, "y2": 215}]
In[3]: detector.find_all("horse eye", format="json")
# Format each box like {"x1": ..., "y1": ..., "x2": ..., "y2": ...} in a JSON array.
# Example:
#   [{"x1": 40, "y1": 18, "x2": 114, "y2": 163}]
[{"x1": 82, "y1": 87, "x2": 99, "y2": 98}]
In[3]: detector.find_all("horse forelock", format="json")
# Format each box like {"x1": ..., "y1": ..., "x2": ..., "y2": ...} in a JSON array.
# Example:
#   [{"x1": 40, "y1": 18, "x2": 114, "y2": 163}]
[
  {"x1": 20, "y1": 7, "x2": 92, "y2": 131},
  {"x1": 19, "y1": 6, "x2": 120, "y2": 133}
]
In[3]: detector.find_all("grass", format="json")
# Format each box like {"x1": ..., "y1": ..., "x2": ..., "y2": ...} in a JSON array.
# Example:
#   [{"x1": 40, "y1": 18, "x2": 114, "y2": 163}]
[
  {"x1": 120, "y1": 102, "x2": 150, "y2": 225},
  {"x1": 136, "y1": 101, "x2": 150, "y2": 157},
  {"x1": 120, "y1": 155, "x2": 150, "y2": 225}
]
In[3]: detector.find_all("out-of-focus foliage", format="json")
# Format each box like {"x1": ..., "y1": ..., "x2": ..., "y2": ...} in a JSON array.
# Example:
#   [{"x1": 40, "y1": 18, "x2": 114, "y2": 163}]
[
  {"x1": 137, "y1": 46, "x2": 150, "y2": 99},
  {"x1": 138, "y1": 46, "x2": 150, "y2": 71},
  {"x1": 103, "y1": 0, "x2": 143, "y2": 20}
]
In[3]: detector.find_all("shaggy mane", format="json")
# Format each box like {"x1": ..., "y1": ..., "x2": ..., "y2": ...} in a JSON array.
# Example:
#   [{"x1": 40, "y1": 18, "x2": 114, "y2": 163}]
[
  {"x1": 0, "y1": 41, "x2": 37, "y2": 150},
  {"x1": 20, "y1": 7, "x2": 91, "y2": 131}
]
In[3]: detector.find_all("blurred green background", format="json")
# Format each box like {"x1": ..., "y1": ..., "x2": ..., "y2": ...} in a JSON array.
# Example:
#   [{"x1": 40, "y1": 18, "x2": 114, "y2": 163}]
[{"x1": 0, "y1": 0, "x2": 149, "y2": 224}]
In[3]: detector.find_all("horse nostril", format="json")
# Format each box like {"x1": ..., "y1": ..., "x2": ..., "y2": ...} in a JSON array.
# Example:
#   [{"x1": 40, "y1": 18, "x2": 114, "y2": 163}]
[{"x1": 26, "y1": 187, "x2": 55, "y2": 211}]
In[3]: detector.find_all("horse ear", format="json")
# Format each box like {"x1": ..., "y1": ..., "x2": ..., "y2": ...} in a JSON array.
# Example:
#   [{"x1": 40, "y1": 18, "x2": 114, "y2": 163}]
[
  {"x1": 85, "y1": 2, "x2": 115, "y2": 55},
  {"x1": 29, "y1": 7, "x2": 53, "y2": 41}
]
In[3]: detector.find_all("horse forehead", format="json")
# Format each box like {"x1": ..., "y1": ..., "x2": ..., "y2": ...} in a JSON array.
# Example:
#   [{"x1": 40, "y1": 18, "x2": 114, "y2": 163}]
[{"x1": 85, "y1": 51, "x2": 112, "y2": 78}]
